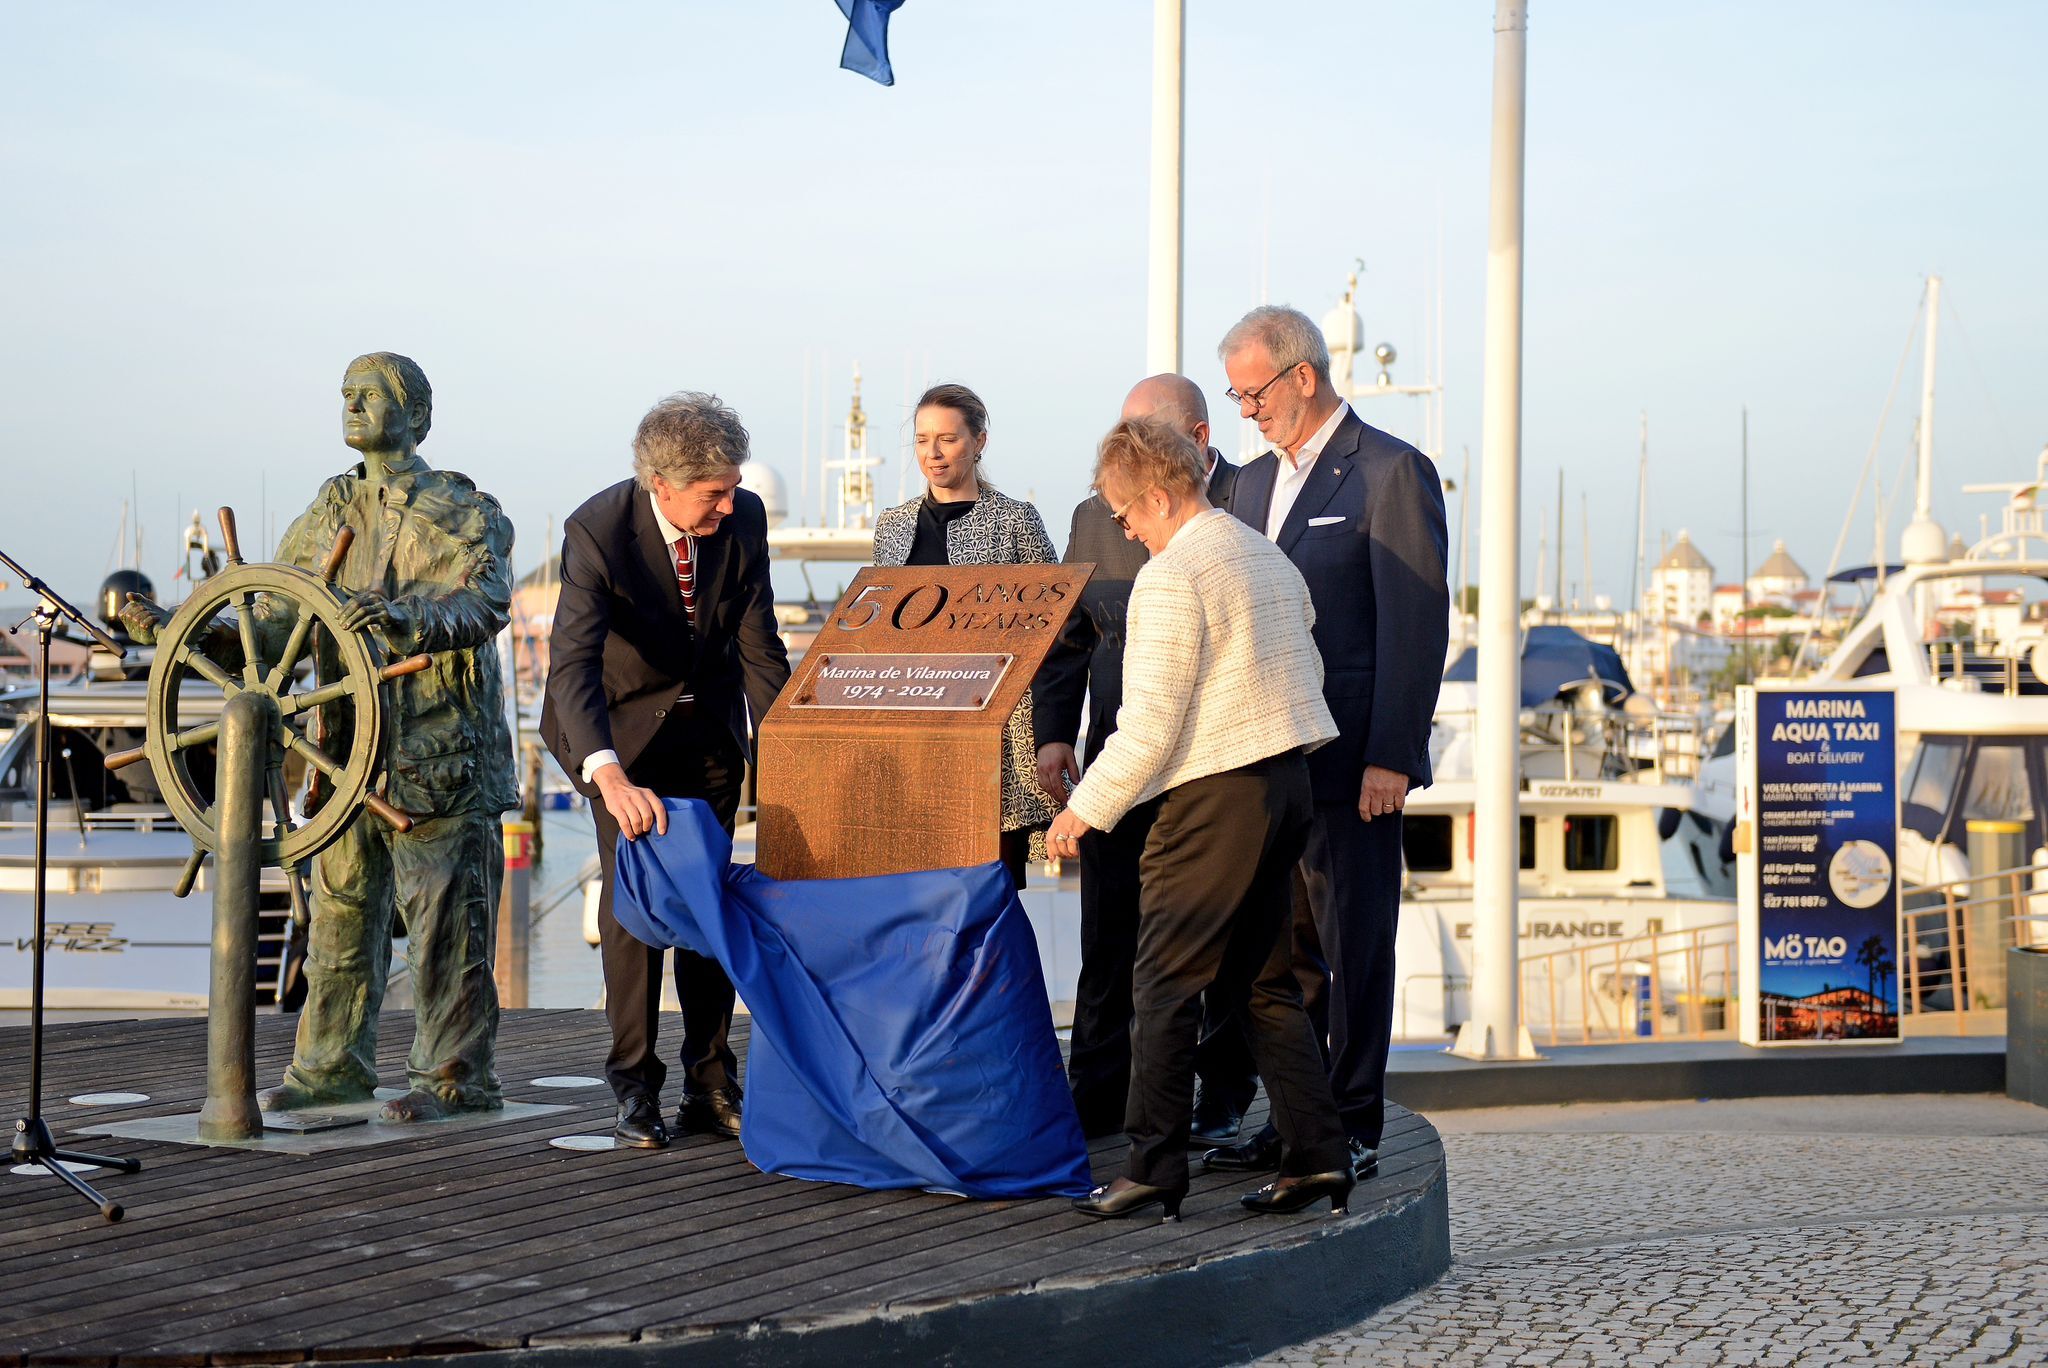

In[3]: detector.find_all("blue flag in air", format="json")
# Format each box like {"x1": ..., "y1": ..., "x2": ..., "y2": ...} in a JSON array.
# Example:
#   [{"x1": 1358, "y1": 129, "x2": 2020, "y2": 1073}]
[
  {"x1": 836, "y1": 0, "x2": 905, "y2": 85},
  {"x1": 612, "y1": 799, "x2": 1091, "y2": 1200}
]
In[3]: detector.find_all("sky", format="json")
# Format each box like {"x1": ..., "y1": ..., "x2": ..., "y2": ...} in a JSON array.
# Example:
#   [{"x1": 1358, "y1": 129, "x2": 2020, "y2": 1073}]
[{"x1": 3, "y1": 2, "x2": 2043, "y2": 618}]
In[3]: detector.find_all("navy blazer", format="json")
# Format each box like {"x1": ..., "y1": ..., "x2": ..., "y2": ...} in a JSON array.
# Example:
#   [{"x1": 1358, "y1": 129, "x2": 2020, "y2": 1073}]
[
  {"x1": 540, "y1": 478, "x2": 791, "y2": 797},
  {"x1": 1227, "y1": 410, "x2": 1448, "y2": 801},
  {"x1": 1034, "y1": 454, "x2": 1238, "y2": 766}
]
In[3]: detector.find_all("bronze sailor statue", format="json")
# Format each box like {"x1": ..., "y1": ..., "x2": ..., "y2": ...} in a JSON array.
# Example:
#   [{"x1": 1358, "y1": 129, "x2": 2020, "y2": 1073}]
[{"x1": 124, "y1": 352, "x2": 517, "y2": 1121}]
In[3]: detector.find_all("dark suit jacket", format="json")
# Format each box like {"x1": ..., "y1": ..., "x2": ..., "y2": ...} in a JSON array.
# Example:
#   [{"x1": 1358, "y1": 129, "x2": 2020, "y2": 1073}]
[
  {"x1": 1228, "y1": 412, "x2": 1447, "y2": 802},
  {"x1": 541, "y1": 478, "x2": 791, "y2": 798},
  {"x1": 1033, "y1": 452, "x2": 1239, "y2": 766}
]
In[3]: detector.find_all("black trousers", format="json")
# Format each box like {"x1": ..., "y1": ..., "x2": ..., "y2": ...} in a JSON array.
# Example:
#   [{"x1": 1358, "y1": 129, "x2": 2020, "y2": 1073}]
[
  {"x1": 1066, "y1": 795, "x2": 1258, "y2": 1136},
  {"x1": 591, "y1": 712, "x2": 744, "y2": 1105},
  {"x1": 1295, "y1": 804, "x2": 1403, "y2": 1146},
  {"x1": 1123, "y1": 752, "x2": 1348, "y2": 1189},
  {"x1": 1206, "y1": 803, "x2": 1405, "y2": 1148},
  {"x1": 999, "y1": 827, "x2": 1031, "y2": 893}
]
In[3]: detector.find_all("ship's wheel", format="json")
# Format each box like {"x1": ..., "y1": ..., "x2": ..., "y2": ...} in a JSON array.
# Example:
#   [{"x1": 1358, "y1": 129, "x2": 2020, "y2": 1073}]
[{"x1": 107, "y1": 508, "x2": 430, "y2": 909}]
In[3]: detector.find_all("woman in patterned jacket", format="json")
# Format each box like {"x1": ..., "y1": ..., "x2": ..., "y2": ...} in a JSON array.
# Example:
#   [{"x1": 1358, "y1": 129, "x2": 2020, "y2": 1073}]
[{"x1": 872, "y1": 382, "x2": 1058, "y2": 889}]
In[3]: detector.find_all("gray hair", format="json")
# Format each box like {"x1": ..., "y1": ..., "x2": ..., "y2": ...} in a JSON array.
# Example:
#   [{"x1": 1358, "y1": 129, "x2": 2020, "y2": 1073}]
[
  {"x1": 632, "y1": 392, "x2": 750, "y2": 491},
  {"x1": 1217, "y1": 305, "x2": 1332, "y2": 386}
]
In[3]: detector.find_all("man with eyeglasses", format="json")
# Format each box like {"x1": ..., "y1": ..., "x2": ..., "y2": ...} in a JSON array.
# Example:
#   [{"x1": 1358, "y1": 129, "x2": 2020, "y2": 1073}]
[
  {"x1": 1032, "y1": 374, "x2": 1243, "y2": 1140},
  {"x1": 1202, "y1": 305, "x2": 1449, "y2": 1179}
]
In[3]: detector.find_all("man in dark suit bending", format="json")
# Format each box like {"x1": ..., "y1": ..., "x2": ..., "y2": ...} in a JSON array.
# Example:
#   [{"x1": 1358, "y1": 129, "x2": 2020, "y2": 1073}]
[
  {"x1": 1204, "y1": 307, "x2": 1449, "y2": 1175},
  {"x1": 1033, "y1": 373, "x2": 1242, "y2": 1139},
  {"x1": 542, "y1": 391, "x2": 791, "y2": 1149}
]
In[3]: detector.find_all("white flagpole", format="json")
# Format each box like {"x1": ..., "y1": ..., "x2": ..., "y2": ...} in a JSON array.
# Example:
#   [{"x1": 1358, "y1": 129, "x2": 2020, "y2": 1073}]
[
  {"x1": 1455, "y1": 0, "x2": 1540, "y2": 1061},
  {"x1": 1145, "y1": 0, "x2": 1185, "y2": 374}
]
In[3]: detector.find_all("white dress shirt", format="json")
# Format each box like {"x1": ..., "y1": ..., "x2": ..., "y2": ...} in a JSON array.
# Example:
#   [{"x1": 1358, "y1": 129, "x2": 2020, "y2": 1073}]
[
  {"x1": 1263, "y1": 401, "x2": 1352, "y2": 541},
  {"x1": 581, "y1": 491, "x2": 693, "y2": 784}
]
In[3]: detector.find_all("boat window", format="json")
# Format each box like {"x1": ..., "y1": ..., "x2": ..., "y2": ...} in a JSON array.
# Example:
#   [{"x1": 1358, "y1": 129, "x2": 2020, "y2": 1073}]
[
  {"x1": 1402, "y1": 815, "x2": 1454, "y2": 872},
  {"x1": 1961, "y1": 744, "x2": 2034, "y2": 824},
  {"x1": 1710, "y1": 724, "x2": 1737, "y2": 759},
  {"x1": 1904, "y1": 739, "x2": 1964, "y2": 816},
  {"x1": 1563, "y1": 814, "x2": 1620, "y2": 871},
  {"x1": 43, "y1": 727, "x2": 134, "y2": 810},
  {"x1": 1520, "y1": 815, "x2": 1536, "y2": 870}
]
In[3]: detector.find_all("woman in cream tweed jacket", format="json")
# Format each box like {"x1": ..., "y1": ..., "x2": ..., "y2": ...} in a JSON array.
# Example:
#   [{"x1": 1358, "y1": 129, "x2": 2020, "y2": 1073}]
[{"x1": 1052, "y1": 416, "x2": 1354, "y2": 1225}]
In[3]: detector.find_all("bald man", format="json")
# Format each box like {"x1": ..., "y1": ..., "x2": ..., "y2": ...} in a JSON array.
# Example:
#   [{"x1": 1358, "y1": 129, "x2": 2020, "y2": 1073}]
[{"x1": 1032, "y1": 375, "x2": 1243, "y2": 1139}]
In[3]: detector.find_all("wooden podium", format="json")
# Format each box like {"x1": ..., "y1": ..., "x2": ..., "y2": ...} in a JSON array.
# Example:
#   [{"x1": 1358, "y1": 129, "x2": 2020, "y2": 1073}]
[{"x1": 755, "y1": 564, "x2": 1093, "y2": 880}]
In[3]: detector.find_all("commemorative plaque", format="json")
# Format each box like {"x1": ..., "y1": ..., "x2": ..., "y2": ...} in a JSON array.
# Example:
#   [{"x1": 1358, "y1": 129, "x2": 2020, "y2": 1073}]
[
  {"x1": 755, "y1": 564, "x2": 1093, "y2": 880},
  {"x1": 795, "y1": 653, "x2": 1014, "y2": 711}
]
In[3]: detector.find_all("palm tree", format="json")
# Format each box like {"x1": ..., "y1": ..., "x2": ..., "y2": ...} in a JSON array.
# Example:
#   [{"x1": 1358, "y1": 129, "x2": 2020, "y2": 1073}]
[
  {"x1": 1855, "y1": 935, "x2": 1887, "y2": 1020},
  {"x1": 1876, "y1": 956, "x2": 1896, "y2": 1016}
]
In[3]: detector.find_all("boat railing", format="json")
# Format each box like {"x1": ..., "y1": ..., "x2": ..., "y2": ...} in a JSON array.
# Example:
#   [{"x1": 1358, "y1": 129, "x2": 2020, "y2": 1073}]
[
  {"x1": 1517, "y1": 921, "x2": 1740, "y2": 1045},
  {"x1": 1433, "y1": 703, "x2": 1705, "y2": 786},
  {"x1": 0, "y1": 809, "x2": 189, "y2": 836},
  {"x1": 1899, "y1": 859, "x2": 2048, "y2": 1033}
]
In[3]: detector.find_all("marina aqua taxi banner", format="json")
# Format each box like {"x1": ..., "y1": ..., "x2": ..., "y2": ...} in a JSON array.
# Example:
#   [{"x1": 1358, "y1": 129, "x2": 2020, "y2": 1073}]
[{"x1": 1736, "y1": 687, "x2": 1901, "y2": 1044}]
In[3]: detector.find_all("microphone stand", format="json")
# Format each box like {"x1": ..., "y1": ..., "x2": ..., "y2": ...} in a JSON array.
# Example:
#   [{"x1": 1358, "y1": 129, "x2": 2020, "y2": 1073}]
[{"x1": 1, "y1": 548, "x2": 142, "y2": 1221}]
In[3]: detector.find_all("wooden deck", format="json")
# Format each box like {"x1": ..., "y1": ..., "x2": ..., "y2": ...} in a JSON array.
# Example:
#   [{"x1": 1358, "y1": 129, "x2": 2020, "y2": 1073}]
[{"x1": 1, "y1": 1011, "x2": 1448, "y2": 1367}]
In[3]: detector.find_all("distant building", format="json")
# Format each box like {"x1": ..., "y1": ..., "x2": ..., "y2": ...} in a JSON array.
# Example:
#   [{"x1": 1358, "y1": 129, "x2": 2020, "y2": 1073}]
[
  {"x1": 1623, "y1": 619, "x2": 1731, "y2": 693},
  {"x1": 1748, "y1": 539, "x2": 1808, "y2": 602},
  {"x1": 507, "y1": 559, "x2": 561, "y2": 699},
  {"x1": 1646, "y1": 531, "x2": 1713, "y2": 627},
  {"x1": 1710, "y1": 583, "x2": 1746, "y2": 633},
  {"x1": 0, "y1": 623, "x2": 90, "y2": 684}
]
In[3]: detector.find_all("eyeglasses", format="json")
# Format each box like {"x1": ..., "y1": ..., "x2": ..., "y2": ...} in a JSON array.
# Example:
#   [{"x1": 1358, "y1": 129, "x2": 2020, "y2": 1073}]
[
  {"x1": 1104, "y1": 486, "x2": 1157, "y2": 533},
  {"x1": 1224, "y1": 364, "x2": 1300, "y2": 412}
]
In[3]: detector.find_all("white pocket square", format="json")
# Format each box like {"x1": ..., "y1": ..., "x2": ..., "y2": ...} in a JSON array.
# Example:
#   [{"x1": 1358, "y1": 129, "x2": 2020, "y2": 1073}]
[{"x1": 1307, "y1": 515, "x2": 1346, "y2": 527}]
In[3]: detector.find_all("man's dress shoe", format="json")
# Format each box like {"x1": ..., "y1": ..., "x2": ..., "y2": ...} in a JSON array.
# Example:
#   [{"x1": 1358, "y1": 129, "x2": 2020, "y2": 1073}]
[
  {"x1": 1189, "y1": 1091, "x2": 1243, "y2": 1147},
  {"x1": 614, "y1": 1097, "x2": 670, "y2": 1150},
  {"x1": 1200, "y1": 1129, "x2": 1282, "y2": 1173},
  {"x1": 677, "y1": 1083, "x2": 744, "y2": 1139}
]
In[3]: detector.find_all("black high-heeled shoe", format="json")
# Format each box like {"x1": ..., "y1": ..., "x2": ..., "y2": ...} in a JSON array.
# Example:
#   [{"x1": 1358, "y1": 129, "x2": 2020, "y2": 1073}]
[
  {"x1": 1239, "y1": 1168, "x2": 1355, "y2": 1216},
  {"x1": 1071, "y1": 1179, "x2": 1186, "y2": 1223}
]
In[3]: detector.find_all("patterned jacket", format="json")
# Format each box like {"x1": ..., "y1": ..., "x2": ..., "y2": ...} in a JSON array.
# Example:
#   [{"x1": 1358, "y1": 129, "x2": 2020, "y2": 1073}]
[{"x1": 873, "y1": 487, "x2": 1060, "y2": 833}]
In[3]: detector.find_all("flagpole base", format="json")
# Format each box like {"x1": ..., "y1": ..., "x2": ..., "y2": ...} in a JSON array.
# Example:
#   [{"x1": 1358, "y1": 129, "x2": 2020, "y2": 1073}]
[{"x1": 1449, "y1": 1020, "x2": 1544, "y2": 1062}]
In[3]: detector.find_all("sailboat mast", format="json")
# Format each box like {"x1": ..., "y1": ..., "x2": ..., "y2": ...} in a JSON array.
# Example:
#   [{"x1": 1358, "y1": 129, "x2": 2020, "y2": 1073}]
[
  {"x1": 1628, "y1": 414, "x2": 1647, "y2": 657},
  {"x1": 1741, "y1": 406, "x2": 1750, "y2": 685},
  {"x1": 1580, "y1": 490, "x2": 1589, "y2": 615},
  {"x1": 1555, "y1": 468, "x2": 1564, "y2": 610}
]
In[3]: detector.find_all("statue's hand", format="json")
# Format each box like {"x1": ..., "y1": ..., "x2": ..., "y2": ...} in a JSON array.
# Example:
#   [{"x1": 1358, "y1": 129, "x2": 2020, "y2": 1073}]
[
  {"x1": 337, "y1": 589, "x2": 413, "y2": 643},
  {"x1": 119, "y1": 594, "x2": 169, "y2": 646}
]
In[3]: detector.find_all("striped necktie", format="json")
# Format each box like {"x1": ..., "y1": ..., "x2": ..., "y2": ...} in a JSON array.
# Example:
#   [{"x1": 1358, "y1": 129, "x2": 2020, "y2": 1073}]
[{"x1": 674, "y1": 536, "x2": 696, "y2": 627}]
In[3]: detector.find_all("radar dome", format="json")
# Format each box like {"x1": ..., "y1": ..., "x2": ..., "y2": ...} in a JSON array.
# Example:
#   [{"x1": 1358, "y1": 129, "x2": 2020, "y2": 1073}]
[
  {"x1": 98, "y1": 569, "x2": 155, "y2": 635},
  {"x1": 1900, "y1": 515, "x2": 1948, "y2": 565},
  {"x1": 742, "y1": 464, "x2": 790, "y2": 530}
]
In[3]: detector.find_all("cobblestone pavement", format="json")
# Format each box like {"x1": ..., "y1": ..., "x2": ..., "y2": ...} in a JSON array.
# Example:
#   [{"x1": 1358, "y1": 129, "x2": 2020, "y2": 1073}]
[{"x1": 1256, "y1": 1095, "x2": 2048, "y2": 1366}]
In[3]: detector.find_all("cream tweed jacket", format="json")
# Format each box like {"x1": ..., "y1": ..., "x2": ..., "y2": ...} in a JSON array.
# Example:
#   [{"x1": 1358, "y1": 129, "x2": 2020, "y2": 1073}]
[{"x1": 1066, "y1": 509, "x2": 1339, "y2": 833}]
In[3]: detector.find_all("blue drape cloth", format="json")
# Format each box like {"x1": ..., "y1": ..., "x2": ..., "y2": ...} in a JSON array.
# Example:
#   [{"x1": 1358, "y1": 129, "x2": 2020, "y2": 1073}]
[
  {"x1": 836, "y1": 0, "x2": 905, "y2": 85},
  {"x1": 612, "y1": 799, "x2": 1091, "y2": 1199}
]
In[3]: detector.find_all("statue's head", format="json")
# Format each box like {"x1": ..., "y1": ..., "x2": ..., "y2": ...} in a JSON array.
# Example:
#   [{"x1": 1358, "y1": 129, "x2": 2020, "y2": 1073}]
[{"x1": 342, "y1": 352, "x2": 433, "y2": 457}]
